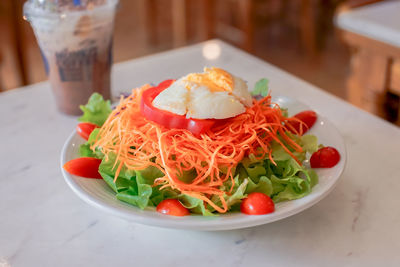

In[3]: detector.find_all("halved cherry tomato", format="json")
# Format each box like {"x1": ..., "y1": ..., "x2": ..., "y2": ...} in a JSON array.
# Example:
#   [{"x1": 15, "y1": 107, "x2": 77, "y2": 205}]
[
  {"x1": 287, "y1": 110, "x2": 317, "y2": 135},
  {"x1": 310, "y1": 146, "x2": 340, "y2": 168},
  {"x1": 76, "y1": 122, "x2": 98, "y2": 140},
  {"x1": 240, "y1": 192, "x2": 275, "y2": 215},
  {"x1": 156, "y1": 199, "x2": 190, "y2": 216},
  {"x1": 63, "y1": 157, "x2": 102, "y2": 179},
  {"x1": 140, "y1": 80, "x2": 216, "y2": 135}
]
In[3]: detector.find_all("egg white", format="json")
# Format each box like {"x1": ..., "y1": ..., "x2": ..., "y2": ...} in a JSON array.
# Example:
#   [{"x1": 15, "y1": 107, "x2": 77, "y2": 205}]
[
  {"x1": 152, "y1": 79, "x2": 188, "y2": 115},
  {"x1": 152, "y1": 71, "x2": 252, "y2": 119}
]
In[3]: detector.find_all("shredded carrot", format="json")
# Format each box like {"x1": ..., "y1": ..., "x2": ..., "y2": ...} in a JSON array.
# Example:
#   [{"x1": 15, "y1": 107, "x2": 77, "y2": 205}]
[{"x1": 92, "y1": 85, "x2": 305, "y2": 213}]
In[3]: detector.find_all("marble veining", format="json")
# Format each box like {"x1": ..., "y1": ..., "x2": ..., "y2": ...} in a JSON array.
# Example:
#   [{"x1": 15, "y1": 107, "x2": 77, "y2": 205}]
[
  {"x1": 62, "y1": 219, "x2": 99, "y2": 245},
  {"x1": 351, "y1": 188, "x2": 369, "y2": 232}
]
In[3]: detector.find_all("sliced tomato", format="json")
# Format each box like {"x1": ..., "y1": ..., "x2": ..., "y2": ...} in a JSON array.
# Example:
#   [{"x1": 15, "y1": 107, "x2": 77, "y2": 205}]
[
  {"x1": 156, "y1": 199, "x2": 190, "y2": 216},
  {"x1": 240, "y1": 192, "x2": 275, "y2": 215},
  {"x1": 287, "y1": 110, "x2": 317, "y2": 135},
  {"x1": 63, "y1": 157, "x2": 102, "y2": 179},
  {"x1": 140, "y1": 80, "x2": 216, "y2": 135},
  {"x1": 310, "y1": 146, "x2": 340, "y2": 168},
  {"x1": 76, "y1": 122, "x2": 98, "y2": 140}
]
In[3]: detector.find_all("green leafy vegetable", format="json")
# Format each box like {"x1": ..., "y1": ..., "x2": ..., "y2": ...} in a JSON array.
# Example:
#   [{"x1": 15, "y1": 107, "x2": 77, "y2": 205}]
[
  {"x1": 234, "y1": 139, "x2": 319, "y2": 206},
  {"x1": 78, "y1": 93, "x2": 112, "y2": 126},
  {"x1": 79, "y1": 128, "x2": 103, "y2": 158},
  {"x1": 79, "y1": 143, "x2": 96, "y2": 158},
  {"x1": 271, "y1": 175, "x2": 311, "y2": 202},
  {"x1": 178, "y1": 194, "x2": 215, "y2": 216},
  {"x1": 301, "y1": 135, "x2": 319, "y2": 154},
  {"x1": 202, "y1": 175, "x2": 250, "y2": 214},
  {"x1": 98, "y1": 153, "x2": 166, "y2": 209},
  {"x1": 245, "y1": 176, "x2": 273, "y2": 196},
  {"x1": 116, "y1": 172, "x2": 153, "y2": 209},
  {"x1": 308, "y1": 169, "x2": 319, "y2": 188},
  {"x1": 251, "y1": 78, "x2": 269, "y2": 97}
]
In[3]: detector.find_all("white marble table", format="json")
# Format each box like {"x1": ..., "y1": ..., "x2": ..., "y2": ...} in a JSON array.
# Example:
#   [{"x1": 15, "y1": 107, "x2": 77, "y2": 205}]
[
  {"x1": 335, "y1": 1, "x2": 400, "y2": 48},
  {"x1": 1, "y1": 40, "x2": 400, "y2": 267}
]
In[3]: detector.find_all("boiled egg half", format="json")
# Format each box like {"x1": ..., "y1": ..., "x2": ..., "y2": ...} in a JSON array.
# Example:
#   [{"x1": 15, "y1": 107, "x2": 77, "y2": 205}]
[{"x1": 152, "y1": 67, "x2": 252, "y2": 119}]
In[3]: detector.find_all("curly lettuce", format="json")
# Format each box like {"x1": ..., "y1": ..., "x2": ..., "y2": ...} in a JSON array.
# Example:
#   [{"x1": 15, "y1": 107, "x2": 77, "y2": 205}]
[
  {"x1": 78, "y1": 93, "x2": 110, "y2": 158},
  {"x1": 78, "y1": 93, "x2": 112, "y2": 126}
]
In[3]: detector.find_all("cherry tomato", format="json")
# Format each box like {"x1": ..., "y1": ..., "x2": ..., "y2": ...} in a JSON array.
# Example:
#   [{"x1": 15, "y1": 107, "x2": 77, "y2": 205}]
[
  {"x1": 140, "y1": 80, "x2": 216, "y2": 135},
  {"x1": 156, "y1": 199, "x2": 190, "y2": 216},
  {"x1": 240, "y1": 192, "x2": 275, "y2": 215},
  {"x1": 287, "y1": 110, "x2": 317, "y2": 135},
  {"x1": 310, "y1": 146, "x2": 340, "y2": 168},
  {"x1": 76, "y1": 122, "x2": 98, "y2": 140},
  {"x1": 63, "y1": 157, "x2": 102, "y2": 179}
]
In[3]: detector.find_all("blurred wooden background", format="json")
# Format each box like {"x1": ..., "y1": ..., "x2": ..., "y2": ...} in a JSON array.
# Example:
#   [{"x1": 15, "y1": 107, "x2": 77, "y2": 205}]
[
  {"x1": 1, "y1": 0, "x2": 397, "y2": 123},
  {"x1": 0, "y1": 0, "x2": 347, "y2": 90}
]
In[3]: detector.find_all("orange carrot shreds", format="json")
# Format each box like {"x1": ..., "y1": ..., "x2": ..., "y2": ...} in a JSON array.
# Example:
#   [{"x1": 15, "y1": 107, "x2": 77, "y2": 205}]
[{"x1": 92, "y1": 86, "x2": 303, "y2": 214}]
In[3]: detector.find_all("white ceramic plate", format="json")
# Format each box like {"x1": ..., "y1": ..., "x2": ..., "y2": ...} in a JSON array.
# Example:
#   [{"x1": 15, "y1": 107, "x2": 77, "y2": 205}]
[{"x1": 61, "y1": 96, "x2": 346, "y2": 231}]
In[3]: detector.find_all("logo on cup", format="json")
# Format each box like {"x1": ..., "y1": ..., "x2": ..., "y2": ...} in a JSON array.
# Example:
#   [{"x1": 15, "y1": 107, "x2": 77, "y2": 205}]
[{"x1": 56, "y1": 47, "x2": 97, "y2": 82}]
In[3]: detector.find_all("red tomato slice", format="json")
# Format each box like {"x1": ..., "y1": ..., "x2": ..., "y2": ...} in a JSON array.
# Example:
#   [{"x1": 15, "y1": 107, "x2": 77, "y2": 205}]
[
  {"x1": 310, "y1": 146, "x2": 340, "y2": 168},
  {"x1": 140, "y1": 80, "x2": 216, "y2": 135},
  {"x1": 287, "y1": 110, "x2": 317, "y2": 135},
  {"x1": 63, "y1": 157, "x2": 102, "y2": 179},
  {"x1": 76, "y1": 122, "x2": 98, "y2": 140},
  {"x1": 240, "y1": 192, "x2": 275, "y2": 215},
  {"x1": 156, "y1": 199, "x2": 190, "y2": 216}
]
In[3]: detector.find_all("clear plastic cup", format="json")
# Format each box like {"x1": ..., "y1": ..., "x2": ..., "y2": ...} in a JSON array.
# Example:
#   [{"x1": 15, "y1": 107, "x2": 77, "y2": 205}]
[{"x1": 24, "y1": 0, "x2": 119, "y2": 115}]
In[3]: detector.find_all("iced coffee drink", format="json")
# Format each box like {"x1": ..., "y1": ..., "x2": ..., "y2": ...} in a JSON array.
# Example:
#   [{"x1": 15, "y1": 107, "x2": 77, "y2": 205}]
[{"x1": 24, "y1": 0, "x2": 118, "y2": 115}]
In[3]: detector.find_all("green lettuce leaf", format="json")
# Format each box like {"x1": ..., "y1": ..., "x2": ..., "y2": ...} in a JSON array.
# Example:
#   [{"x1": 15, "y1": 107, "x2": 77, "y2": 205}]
[
  {"x1": 78, "y1": 93, "x2": 112, "y2": 126},
  {"x1": 150, "y1": 188, "x2": 178, "y2": 207},
  {"x1": 178, "y1": 194, "x2": 215, "y2": 216},
  {"x1": 234, "y1": 143, "x2": 319, "y2": 207},
  {"x1": 226, "y1": 178, "x2": 248, "y2": 207},
  {"x1": 206, "y1": 176, "x2": 249, "y2": 213},
  {"x1": 301, "y1": 135, "x2": 318, "y2": 154},
  {"x1": 78, "y1": 128, "x2": 103, "y2": 158},
  {"x1": 271, "y1": 175, "x2": 311, "y2": 202},
  {"x1": 251, "y1": 78, "x2": 269, "y2": 97},
  {"x1": 241, "y1": 155, "x2": 266, "y2": 181},
  {"x1": 98, "y1": 153, "x2": 166, "y2": 209},
  {"x1": 270, "y1": 134, "x2": 318, "y2": 163},
  {"x1": 79, "y1": 143, "x2": 96, "y2": 158},
  {"x1": 245, "y1": 176, "x2": 273, "y2": 196},
  {"x1": 307, "y1": 169, "x2": 319, "y2": 188},
  {"x1": 116, "y1": 172, "x2": 153, "y2": 209}
]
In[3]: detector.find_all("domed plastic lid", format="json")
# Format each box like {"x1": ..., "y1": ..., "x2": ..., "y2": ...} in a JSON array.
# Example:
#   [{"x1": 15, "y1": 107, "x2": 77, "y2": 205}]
[
  {"x1": 24, "y1": 0, "x2": 118, "y2": 21},
  {"x1": 25, "y1": 0, "x2": 117, "y2": 12}
]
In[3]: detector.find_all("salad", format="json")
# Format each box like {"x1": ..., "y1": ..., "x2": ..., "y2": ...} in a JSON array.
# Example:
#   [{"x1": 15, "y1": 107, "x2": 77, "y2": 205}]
[{"x1": 64, "y1": 67, "x2": 340, "y2": 216}]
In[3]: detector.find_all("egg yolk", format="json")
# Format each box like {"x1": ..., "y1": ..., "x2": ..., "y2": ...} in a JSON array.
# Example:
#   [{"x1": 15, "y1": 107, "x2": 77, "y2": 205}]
[{"x1": 184, "y1": 67, "x2": 233, "y2": 93}]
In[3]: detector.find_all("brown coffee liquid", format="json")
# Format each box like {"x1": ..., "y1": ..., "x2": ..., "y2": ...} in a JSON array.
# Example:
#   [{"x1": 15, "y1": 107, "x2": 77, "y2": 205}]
[{"x1": 46, "y1": 42, "x2": 112, "y2": 115}]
